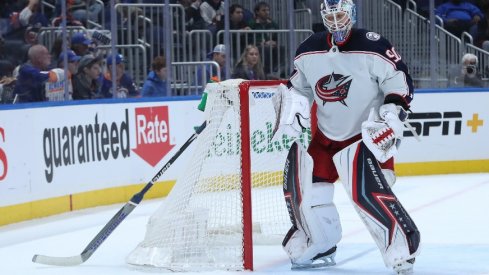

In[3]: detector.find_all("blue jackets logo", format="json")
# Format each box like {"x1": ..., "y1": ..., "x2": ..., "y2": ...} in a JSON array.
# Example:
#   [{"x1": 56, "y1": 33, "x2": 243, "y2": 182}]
[{"x1": 315, "y1": 72, "x2": 353, "y2": 106}]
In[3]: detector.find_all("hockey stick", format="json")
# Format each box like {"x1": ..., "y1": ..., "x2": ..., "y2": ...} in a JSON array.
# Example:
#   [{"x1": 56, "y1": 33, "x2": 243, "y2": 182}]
[{"x1": 32, "y1": 121, "x2": 207, "y2": 266}]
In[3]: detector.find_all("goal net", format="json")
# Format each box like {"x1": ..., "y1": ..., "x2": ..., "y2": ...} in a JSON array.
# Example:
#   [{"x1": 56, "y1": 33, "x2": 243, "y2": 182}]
[{"x1": 127, "y1": 79, "x2": 309, "y2": 271}]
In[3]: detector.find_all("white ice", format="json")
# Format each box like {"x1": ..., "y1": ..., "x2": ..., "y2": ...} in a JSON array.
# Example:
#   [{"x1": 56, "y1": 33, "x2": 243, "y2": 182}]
[{"x1": 1, "y1": 173, "x2": 489, "y2": 275}]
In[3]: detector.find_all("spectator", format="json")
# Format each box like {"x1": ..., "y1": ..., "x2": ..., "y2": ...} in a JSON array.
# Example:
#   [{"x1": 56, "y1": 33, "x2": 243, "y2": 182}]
[
  {"x1": 49, "y1": 35, "x2": 71, "y2": 68},
  {"x1": 435, "y1": 0, "x2": 484, "y2": 37},
  {"x1": 248, "y1": 1, "x2": 283, "y2": 75},
  {"x1": 57, "y1": 50, "x2": 81, "y2": 75},
  {"x1": 453, "y1": 53, "x2": 485, "y2": 87},
  {"x1": 71, "y1": 32, "x2": 93, "y2": 57},
  {"x1": 101, "y1": 53, "x2": 140, "y2": 98},
  {"x1": 51, "y1": 0, "x2": 84, "y2": 27},
  {"x1": 217, "y1": 4, "x2": 250, "y2": 32},
  {"x1": 0, "y1": 59, "x2": 14, "y2": 79},
  {"x1": 24, "y1": 24, "x2": 41, "y2": 46},
  {"x1": 470, "y1": 0, "x2": 489, "y2": 48},
  {"x1": 45, "y1": 49, "x2": 81, "y2": 101},
  {"x1": 249, "y1": 2, "x2": 279, "y2": 46},
  {"x1": 18, "y1": 0, "x2": 37, "y2": 27},
  {"x1": 13, "y1": 44, "x2": 66, "y2": 103},
  {"x1": 72, "y1": 54, "x2": 103, "y2": 100},
  {"x1": 0, "y1": 35, "x2": 14, "y2": 78},
  {"x1": 141, "y1": 56, "x2": 169, "y2": 97},
  {"x1": 68, "y1": 0, "x2": 104, "y2": 25},
  {"x1": 197, "y1": 44, "x2": 227, "y2": 86},
  {"x1": 0, "y1": 38, "x2": 29, "y2": 70},
  {"x1": 217, "y1": 4, "x2": 251, "y2": 53},
  {"x1": 231, "y1": 45, "x2": 266, "y2": 80},
  {"x1": 414, "y1": 0, "x2": 446, "y2": 18},
  {"x1": 0, "y1": 0, "x2": 25, "y2": 36},
  {"x1": 200, "y1": 0, "x2": 224, "y2": 33},
  {"x1": 19, "y1": 0, "x2": 49, "y2": 28},
  {"x1": 0, "y1": 76, "x2": 16, "y2": 103},
  {"x1": 179, "y1": 0, "x2": 205, "y2": 31}
]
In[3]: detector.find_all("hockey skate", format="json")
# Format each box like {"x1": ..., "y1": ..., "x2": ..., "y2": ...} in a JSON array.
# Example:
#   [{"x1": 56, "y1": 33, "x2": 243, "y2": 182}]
[
  {"x1": 393, "y1": 258, "x2": 415, "y2": 275},
  {"x1": 291, "y1": 246, "x2": 336, "y2": 270}
]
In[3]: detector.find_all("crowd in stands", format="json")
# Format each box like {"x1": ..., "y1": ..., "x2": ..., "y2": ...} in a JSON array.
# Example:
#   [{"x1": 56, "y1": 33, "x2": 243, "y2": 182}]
[
  {"x1": 394, "y1": 0, "x2": 489, "y2": 51},
  {"x1": 1, "y1": 0, "x2": 489, "y2": 104},
  {"x1": 0, "y1": 0, "x2": 289, "y2": 103}
]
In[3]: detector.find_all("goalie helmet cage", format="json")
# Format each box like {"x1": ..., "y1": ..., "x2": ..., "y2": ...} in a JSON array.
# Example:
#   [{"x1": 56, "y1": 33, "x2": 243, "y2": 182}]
[{"x1": 127, "y1": 79, "x2": 296, "y2": 271}]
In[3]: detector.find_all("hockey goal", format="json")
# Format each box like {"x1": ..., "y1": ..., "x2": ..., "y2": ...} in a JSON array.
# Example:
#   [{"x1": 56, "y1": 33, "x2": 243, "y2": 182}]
[{"x1": 127, "y1": 79, "x2": 308, "y2": 271}]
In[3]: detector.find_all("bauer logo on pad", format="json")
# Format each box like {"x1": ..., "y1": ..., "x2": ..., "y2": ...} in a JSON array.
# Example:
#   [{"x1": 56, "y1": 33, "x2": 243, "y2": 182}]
[{"x1": 132, "y1": 106, "x2": 175, "y2": 166}]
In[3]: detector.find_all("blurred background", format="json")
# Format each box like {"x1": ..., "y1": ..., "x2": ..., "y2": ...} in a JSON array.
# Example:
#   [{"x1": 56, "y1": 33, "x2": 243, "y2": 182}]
[{"x1": 1, "y1": 0, "x2": 488, "y2": 103}]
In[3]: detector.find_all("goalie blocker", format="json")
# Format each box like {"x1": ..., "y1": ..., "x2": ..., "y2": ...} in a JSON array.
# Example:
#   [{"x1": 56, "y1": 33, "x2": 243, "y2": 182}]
[{"x1": 333, "y1": 140, "x2": 420, "y2": 269}]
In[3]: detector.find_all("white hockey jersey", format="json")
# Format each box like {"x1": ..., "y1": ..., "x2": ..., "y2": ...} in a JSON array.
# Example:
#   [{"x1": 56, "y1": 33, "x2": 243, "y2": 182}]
[{"x1": 289, "y1": 29, "x2": 414, "y2": 141}]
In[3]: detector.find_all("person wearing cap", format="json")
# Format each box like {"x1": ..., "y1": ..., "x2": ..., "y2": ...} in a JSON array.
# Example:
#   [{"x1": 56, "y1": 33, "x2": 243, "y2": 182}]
[
  {"x1": 141, "y1": 56, "x2": 168, "y2": 97},
  {"x1": 197, "y1": 44, "x2": 227, "y2": 89},
  {"x1": 101, "y1": 53, "x2": 139, "y2": 99},
  {"x1": 13, "y1": 44, "x2": 67, "y2": 103},
  {"x1": 72, "y1": 54, "x2": 102, "y2": 100},
  {"x1": 45, "y1": 50, "x2": 81, "y2": 101},
  {"x1": 57, "y1": 50, "x2": 81, "y2": 75},
  {"x1": 71, "y1": 32, "x2": 93, "y2": 56}
]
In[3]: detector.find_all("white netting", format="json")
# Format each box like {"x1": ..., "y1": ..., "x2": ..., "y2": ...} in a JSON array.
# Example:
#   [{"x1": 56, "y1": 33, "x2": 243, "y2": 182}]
[{"x1": 127, "y1": 80, "x2": 293, "y2": 271}]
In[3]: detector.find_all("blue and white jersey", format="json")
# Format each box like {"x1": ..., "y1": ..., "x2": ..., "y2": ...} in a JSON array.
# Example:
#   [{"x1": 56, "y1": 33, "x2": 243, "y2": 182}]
[{"x1": 288, "y1": 28, "x2": 414, "y2": 141}]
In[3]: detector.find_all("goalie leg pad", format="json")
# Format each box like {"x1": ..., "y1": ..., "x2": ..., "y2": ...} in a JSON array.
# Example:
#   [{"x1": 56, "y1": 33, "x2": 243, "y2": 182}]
[
  {"x1": 333, "y1": 140, "x2": 420, "y2": 268},
  {"x1": 283, "y1": 142, "x2": 342, "y2": 267}
]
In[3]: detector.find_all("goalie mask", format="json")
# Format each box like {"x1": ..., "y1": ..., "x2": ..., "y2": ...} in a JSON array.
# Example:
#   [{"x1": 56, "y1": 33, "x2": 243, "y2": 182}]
[{"x1": 320, "y1": 0, "x2": 356, "y2": 43}]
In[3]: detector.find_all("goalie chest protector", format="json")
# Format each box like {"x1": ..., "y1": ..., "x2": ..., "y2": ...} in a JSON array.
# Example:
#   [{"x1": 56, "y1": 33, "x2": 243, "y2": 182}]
[{"x1": 289, "y1": 28, "x2": 414, "y2": 141}]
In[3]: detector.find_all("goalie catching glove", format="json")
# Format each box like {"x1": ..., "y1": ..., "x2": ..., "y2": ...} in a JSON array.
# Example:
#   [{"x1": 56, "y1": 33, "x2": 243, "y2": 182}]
[
  {"x1": 361, "y1": 103, "x2": 410, "y2": 163},
  {"x1": 272, "y1": 84, "x2": 311, "y2": 139}
]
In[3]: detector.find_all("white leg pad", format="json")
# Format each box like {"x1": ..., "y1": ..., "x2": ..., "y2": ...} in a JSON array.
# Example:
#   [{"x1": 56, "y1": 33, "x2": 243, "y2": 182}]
[
  {"x1": 285, "y1": 181, "x2": 342, "y2": 264},
  {"x1": 333, "y1": 140, "x2": 420, "y2": 268}
]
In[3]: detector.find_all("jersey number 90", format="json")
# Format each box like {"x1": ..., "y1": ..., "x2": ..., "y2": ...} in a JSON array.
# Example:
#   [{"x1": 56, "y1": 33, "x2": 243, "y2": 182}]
[{"x1": 386, "y1": 47, "x2": 402, "y2": 63}]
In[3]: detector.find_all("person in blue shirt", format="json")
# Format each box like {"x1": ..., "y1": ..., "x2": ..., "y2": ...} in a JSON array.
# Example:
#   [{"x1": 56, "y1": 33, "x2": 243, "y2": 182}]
[
  {"x1": 13, "y1": 44, "x2": 65, "y2": 103},
  {"x1": 101, "y1": 53, "x2": 140, "y2": 98},
  {"x1": 141, "y1": 56, "x2": 168, "y2": 97},
  {"x1": 435, "y1": 0, "x2": 484, "y2": 37}
]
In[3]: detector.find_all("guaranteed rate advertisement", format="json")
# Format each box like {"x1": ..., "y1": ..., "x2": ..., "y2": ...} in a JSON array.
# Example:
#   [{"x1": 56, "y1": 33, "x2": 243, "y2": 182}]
[{"x1": 0, "y1": 100, "x2": 202, "y2": 206}]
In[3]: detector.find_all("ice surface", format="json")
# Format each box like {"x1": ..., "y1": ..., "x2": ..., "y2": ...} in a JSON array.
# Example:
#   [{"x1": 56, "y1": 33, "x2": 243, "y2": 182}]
[{"x1": 1, "y1": 173, "x2": 488, "y2": 275}]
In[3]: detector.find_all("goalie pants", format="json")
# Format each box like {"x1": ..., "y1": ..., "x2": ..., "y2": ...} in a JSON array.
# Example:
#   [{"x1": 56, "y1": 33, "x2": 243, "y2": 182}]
[{"x1": 308, "y1": 130, "x2": 394, "y2": 183}]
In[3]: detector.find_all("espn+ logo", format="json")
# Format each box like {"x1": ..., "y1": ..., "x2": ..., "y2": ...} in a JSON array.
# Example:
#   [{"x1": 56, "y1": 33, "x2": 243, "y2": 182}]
[{"x1": 404, "y1": 112, "x2": 462, "y2": 137}]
